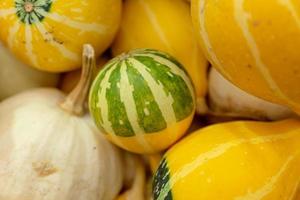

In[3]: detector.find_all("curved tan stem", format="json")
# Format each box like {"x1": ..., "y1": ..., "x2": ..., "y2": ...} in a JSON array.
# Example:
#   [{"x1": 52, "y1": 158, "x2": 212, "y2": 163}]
[{"x1": 60, "y1": 44, "x2": 95, "y2": 116}]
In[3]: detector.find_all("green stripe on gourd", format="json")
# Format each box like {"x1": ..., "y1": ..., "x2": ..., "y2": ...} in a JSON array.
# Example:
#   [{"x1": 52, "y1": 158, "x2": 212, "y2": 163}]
[
  {"x1": 107, "y1": 63, "x2": 135, "y2": 136},
  {"x1": 132, "y1": 55, "x2": 194, "y2": 121},
  {"x1": 153, "y1": 158, "x2": 173, "y2": 200},
  {"x1": 126, "y1": 60, "x2": 167, "y2": 133},
  {"x1": 137, "y1": 49, "x2": 186, "y2": 71},
  {"x1": 89, "y1": 62, "x2": 115, "y2": 130},
  {"x1": 89, "y1": 49, "x2": 195, "y2": 137}
]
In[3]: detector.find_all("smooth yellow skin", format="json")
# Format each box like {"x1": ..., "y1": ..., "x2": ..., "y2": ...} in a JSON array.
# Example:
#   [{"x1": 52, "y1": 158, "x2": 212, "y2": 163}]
[
  {"x1": 112, "y1": 0, "x2": 208, "y2": 113},
  {"x1": 106, "y1": 112, "x2": 194, "y2": 154},
  {"x1": 192, "y1": 0, "x2": 300, "y2": 114},
  {"x1": 163, "y1": 119, "x2": 300, "y2": 200},
  {"x1": 0, "y1": 0, "x2": 121, "y2": 72}
]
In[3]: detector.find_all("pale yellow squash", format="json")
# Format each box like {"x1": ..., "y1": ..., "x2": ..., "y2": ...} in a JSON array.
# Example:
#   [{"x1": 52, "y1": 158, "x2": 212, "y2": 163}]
[
  {"x1": 0, "y1": 45, "x2": 146, "y2": 200},
  {"x1": 153, "y1": 118, "x2": 300, "y2": 200},
  {"x1": 0, "y1": 0, "x2": 121, "y2": 72},
  {"x1": 112, "y1": 0, "x2": 208, "y2": 114},
  {"x1": 191, "y1": 0, "x2": 300, "y2": 114}
]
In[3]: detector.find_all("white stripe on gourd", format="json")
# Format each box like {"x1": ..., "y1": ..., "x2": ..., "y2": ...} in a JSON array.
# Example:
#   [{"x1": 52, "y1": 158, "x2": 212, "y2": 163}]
[
  {"x1": 197, "y1": 0, "x2": 233, "y2": 81},
  {"x1": 38, "y1": 10, "x2": 106, "y2": 34},
  {"x1": 119, "y1": 61, "x2": 152, "y2": 151},
  {"x1": 34, "y1": 20, "x2": 78, "y2": 61},
  {"x1": 138, "y1": 0, "x2": 173, "y2": 50},
  {"x1": 25, "y1": 25, "x2": 38, "y2": 67},
  {"x1": 278, "y1": 0, "x2": 300, "y2": 29},
  {"x1": 235, "y1": 152, "x2": 299, "y2": 200},
  {"x1": 97, "y1": 63, "x2": 118, "y2": 135},
  {"x1": 134, "y1": 53, "x2": 195, "y2": 102},
  {"x1": 288, "y1": 178, "x2": 300, "y2": 200},
  {"x1": 128, "y1": 58, "x2": 177, "y2": 125},
  {"x1": 89, "y1": 61, "x2": 116, "y2": 129},
  {"x1": 0, "y1": 8, "x2": 15, "y2": 17},
  {"x1": 8, "y1": 22, "x2": 20, "y2": 48},
  {"x1": 234, "y1": 0, "x2": 297, "y2": 107}
]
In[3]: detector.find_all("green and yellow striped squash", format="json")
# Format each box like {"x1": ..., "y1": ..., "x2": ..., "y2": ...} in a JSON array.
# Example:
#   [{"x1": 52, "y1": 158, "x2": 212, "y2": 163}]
[
  {"x1": 89, "y1": 49, "x2": 196, "y2": 154},
  {"x1": 153, "y1": 119, "x2": 300, "y2": 200},
  {"x1": 112, "y1": 0, "x2": 208, "y2": 114},
  {"x1": 191, "y1": 0, "x2": 300, "y2": 114},
  {"x1": 0, "y1": 0, "x2": 121, "y2": 72}
]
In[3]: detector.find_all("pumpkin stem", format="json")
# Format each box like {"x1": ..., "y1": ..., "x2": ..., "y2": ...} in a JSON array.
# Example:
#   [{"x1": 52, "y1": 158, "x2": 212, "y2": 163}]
[{"x1": 60, "y1": 44, "x2": 95, "y2": 116}]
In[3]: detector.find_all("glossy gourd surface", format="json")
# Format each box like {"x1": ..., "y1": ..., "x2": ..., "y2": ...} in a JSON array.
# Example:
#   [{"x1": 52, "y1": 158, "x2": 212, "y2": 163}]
[
  {"x1": 192, "y1": 0, "x2": 300, "y2": 114},
  {"x1": 0, "y1": 0, "x2": 121, "y2": 72},
  {"x1": 153, "y1": 119, "x2": 300, "y2": 200}
]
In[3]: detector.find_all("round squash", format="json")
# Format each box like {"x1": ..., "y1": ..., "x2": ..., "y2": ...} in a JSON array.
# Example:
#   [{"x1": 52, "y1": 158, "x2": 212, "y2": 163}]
[
  {"x1": 0, "y1": 0, "x2": 121, "y2": 72},
  {"x1": 89, "y1": 49, "x2": 196, "y2": 154},
  {"x1": 0, "y1": 42, "x2": 58, "y2": 101},
  {"x1": 153, "y1": 119, "x2": 300, "y2": 200},
  {"x1": 191, "y1": 0, "x2": 300, "y2": 114},
  {"x1": 112, "y1": 0, "x2": 208, "y2": 114}
]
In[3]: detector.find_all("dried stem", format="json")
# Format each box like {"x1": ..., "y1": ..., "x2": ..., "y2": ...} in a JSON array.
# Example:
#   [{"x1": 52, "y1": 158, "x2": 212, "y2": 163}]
[{"x1": 60, "y1": 44, "x2": 95, "y2": 116}]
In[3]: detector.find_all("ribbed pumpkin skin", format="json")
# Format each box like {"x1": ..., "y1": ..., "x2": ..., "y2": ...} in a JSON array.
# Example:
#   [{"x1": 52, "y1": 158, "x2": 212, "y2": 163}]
[
  {"x1": 89, "y1": 49, "x2": 195, "y2": 154},
  {"x1": 191, "y1": 0, "x2": 300, "y2": 114},
  {"x1": 153, "y1": 119, "x2": 300, "y2": 200},
  {"x1": 112, "y1": 0, "x2": 208, "y2": 113},
  {"x1": 0, "y1": 0, "x2": 121, "y2": 72}
]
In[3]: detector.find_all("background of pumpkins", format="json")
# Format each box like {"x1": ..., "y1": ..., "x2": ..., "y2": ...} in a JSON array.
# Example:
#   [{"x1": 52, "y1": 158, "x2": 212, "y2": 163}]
[{"x1": 0, "y1": 0, "x2": 300, "y2": 199}]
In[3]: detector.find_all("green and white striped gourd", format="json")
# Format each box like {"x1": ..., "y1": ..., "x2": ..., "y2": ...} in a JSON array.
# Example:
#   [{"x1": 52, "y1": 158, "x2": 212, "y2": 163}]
[{"x1": 89, "y1": 49, "x2": 196, "y2": 154}]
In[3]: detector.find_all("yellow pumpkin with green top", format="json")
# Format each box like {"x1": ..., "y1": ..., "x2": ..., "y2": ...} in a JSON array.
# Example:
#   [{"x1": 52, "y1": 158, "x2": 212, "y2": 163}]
[
  {"x1": 153, "y1": 118, "x2": 300, "y2": 200},
  {"x1": 191, "y1": 0, "x2": 300, "y2": 114},
  {"x1": 0, "y1": 0, "x2": 121, "y2": 72}
]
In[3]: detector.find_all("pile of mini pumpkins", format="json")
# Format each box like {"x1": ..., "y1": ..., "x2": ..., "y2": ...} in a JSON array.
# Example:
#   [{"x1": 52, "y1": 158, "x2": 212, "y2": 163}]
[{"x1": 0, "y1": 0, "x2": 299, "y2": 200}]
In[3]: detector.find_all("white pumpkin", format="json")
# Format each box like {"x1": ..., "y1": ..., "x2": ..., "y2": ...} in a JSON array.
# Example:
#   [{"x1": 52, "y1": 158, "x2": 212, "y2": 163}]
[
  {"x1": 208, "y1": 68, "x2": 295, "y2": 120},
  {"x1": 0, "y1": 45, "x2": 132, "y2": 200},
  {"x1": 0, "y1": 42, "x2": 59, "y2": 101}
]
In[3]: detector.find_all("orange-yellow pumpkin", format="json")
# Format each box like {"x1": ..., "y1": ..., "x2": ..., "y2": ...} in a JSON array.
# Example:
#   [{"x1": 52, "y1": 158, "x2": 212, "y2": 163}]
[
  {"x1": 153, "y1": 118, "x2": 300, "y2": 200},
  {"x1": 192, "y1": 0, "x2": 300, "y2": 114},
  {"x1": 0, "y1": 0, "x2": 121, "y2": 72}
]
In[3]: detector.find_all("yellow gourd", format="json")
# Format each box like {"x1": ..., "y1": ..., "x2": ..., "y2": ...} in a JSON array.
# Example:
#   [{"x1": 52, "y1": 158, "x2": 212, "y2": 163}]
[
  {"x1": 0, "y1": 0, "x2": 121, "y2": 72},
  {"x1": 153, "y1": 118, "x2": 300, "y2": 200},
  {"x1": 191, "y1": 0, "x2": 300, "y2": 114},
  {"x1": 112, "y1": 0, "x2": 208, "y2": 114}
]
